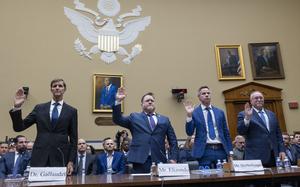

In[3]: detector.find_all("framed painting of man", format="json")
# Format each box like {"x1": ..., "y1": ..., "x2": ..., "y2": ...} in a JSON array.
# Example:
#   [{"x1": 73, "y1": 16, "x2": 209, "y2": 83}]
[
  {"x1": 248, "y1": 42, "x2": 285, "y2": 80},
  {"x1": 215, "y1": 45, "x2": 246, "y2": 80},
  {"x1": 93, "y1": 74, "x2": 123, "y2": 113}
]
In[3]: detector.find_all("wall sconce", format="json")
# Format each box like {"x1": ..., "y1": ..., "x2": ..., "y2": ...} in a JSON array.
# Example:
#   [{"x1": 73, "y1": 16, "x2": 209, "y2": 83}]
[{"x1": 171, "y1": 89, "x2": 187, "y2": 102}]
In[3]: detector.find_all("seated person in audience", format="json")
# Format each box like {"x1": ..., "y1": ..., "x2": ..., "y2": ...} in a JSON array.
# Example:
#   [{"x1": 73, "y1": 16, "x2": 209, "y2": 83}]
[
  {"x1": 95, "y1": 137, "x2": 125, "y2": 174},
  {"x1": 115, "y1": 130, "x2": 131, "y2": 151},
  {"x1": 178, "y1": 135, "x2": 197, "y2": 163},
  {"x1": 282, "y1": 132, "x2": 298, "y2": 165},
  {"x1": 0, "y1": 135, "x2": 31, "y2": 178},
  {"x1": 86, "y1": 144, "x2": 96, "y2": 155},
  {"x1": 232, "y1": 135, "x2": 245, "y2": 160},
  {"x1": 73, "y1": 138, "x2": 96, "y2": 175},
  {"x1": 293, "y1": 132, "x2": 300, "y2": 154},
  {"x1": 121, "y1": 138, "x2": 130, "y2": 163},
  {"x1": 8, "y1": 143, "x2": 16, "y2": 153},
  {"x1": 0, "y1": 142, "x2": 9, "y2": 158}
]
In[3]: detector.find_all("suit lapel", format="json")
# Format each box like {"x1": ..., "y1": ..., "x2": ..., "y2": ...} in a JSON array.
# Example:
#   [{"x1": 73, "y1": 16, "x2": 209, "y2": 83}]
[
  {"x1": 153, "y1": 114, "x2": 162, "y2": 132},
  {"x1": 102, "y1": 154, "x2": 107, "y2": 171},
  {"x1": 141, "y1": 112, "x2": 153, "y2": 133},
  {"x1": 212, "y1": 107, "x2": 222, "y2": 133},
  {"x1": 197, "y1": 106, "x2": 207, "y2": 133},
  {"x1": 264, "y1": 110, "x2": 273, "y2": 132},
  {"x1": 44, "y1": 102, "x2": 52, "y2": 130},
  {"x1": 54, "y1": 103, "x2": 68, "y2": 130},
  {"x1": 252, "y1": 110, "x2": 269, "y2": 133}
]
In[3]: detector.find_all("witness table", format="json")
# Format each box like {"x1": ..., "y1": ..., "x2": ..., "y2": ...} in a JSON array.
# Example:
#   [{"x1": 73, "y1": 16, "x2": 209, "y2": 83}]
[{"x1": 1, "y1": 167, "x2": 300, "y2": 187}]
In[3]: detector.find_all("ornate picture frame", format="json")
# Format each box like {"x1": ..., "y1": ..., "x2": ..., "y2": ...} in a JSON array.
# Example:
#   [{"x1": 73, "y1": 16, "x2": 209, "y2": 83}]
[
  {"x1": 248, "y1": 42, "x2": 285, "y2": 80},
  {"x1": 93, "y1": 74, "x2": 123, "y2": 113},
  {"x1": 215, "y1": 45, "x2": 246, "y2": 80}
]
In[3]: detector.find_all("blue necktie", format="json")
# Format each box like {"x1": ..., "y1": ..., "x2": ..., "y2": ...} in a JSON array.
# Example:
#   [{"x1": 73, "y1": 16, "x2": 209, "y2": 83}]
[
  {"x1": 78, "y1": 154, "x2": 84, "y2": 175},
  {"x1": 258, "y1": 110, "x2": 267, "y2": 129},
  {"x1": 206, "y1": 107, "x2": 216, "y2": 140},
  {"x1": 51, "y1": 103, "x2": 60, "y2": 126},
  {"x1": 12, "y1": 153, "x2": 22, "y2": 177},
  {"x1": 147, "y1": 114, "x2": 156, "y2": 131}
]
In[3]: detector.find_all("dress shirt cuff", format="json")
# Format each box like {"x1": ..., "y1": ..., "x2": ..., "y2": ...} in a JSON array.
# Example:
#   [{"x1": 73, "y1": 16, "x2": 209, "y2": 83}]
[
  {"x1": 186, "y1": 117, "x2": 192, "y2": 123},
  {"x1": 115, "y1": 100, "x2": 122, "y2": 106},
  {"x1": 12, "y1": 106, "x2": 21, "y2": 112},
  {"x1": 244, "y1": 118, "x2": 250, "y2": 126}
]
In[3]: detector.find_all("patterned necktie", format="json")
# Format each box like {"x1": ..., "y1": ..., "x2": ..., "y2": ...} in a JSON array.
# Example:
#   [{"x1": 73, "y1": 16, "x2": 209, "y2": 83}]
[
  {"x1": 205, "y1": 107, "x2": 216, "y2": 140},
  {"x1": 12, "y1": 153, "x2": 22, "y2": 177},
  {"x1": 147, "y1": 114, "x2": 156, "y2": 131},
  {"x1": 51, "y1": 102, "x2": 60, "y2": 126},
  {"x1": 258, "y1": 110, "x2": 268, "y2": 129},
  {"x1": 78, "y1": 154, "x2": 84, "y2": 175}
]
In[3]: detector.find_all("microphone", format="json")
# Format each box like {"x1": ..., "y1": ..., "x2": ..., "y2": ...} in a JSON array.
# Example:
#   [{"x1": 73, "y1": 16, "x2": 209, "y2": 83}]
[{"x1": 57, "y1": 147, "x2": 65, "y2": 167}]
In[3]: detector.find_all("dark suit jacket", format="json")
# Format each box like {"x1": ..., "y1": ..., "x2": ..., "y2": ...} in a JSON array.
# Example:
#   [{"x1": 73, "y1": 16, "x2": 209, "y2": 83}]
[
  {"x1": 285, "y1": 145, "x2": 298, "y2": 165},
  {"x1": 186, "y1": 106, "x2": 233, "y2": 159},
  {"x1": 9, "y1": 102, "x2": 78, "y2": 167},
  {"x1": 73, "y1": 153, "x2": 95, "y2": 175},
  {"x1": 95, "y1": 151, "x2": 125, "y2": 174},
  {"x1": 113, "y1": 104, "x2": 178, "y2": 164},
  {"x1": 0, "y1": 151, "x2": 31, "y2": 178},
  {"x1": 237, "y1": 109, "x2": 285, "y2": 165}
]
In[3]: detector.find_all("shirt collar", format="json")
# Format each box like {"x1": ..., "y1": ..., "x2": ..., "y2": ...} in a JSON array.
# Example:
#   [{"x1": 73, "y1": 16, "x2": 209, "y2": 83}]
[
  {"x1": 252, "y1": 107, "x2": 265, "y2": 113},
  {"x1": 144, "y1": 112, "x2": 157, "y2": 116},
  {"x1": 51, "y1": 99, "x2": 64, "y2": 106},
  {"x1": 78, "y1": 152, "x2": 86, "y2": 157},
  {"x1": 201, "y1": 104, "x2": 212, "y2": 111},
  {"x1": 105, "y1": 151, "x2": 114, "y2": 157}
]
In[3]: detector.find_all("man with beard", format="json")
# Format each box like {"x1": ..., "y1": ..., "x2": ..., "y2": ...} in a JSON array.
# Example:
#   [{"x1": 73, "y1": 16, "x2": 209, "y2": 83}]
[
  {"x1": 0, "y1": 135, "x2": 31, "y2": 178},
  {"x1": 113, "y1": 88, "x2": 178, "y2": 173},
  {"x1": 232, "y1": 135, "x2": 245, "y2": 160}
]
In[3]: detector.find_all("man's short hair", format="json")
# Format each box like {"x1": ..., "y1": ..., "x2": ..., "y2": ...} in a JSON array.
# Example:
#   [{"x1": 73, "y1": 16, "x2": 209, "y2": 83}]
[
  {"x1": 294, "y1": 131, "x2": 300, "y2": 136},
  {"x1": 198, "y1": 86, "x2": 209, "y2": 93},
  {"x1": 141, "y1": 92, "x2": 155, "y2": 103},
  {"x1": 14, "y1": 135, "x2": 26, "y2": 144},
  {"x1": 102, "y1": 137, "x2": 113, "y2": 146},
  {"x1": 282, "y1": 132, "x2": 289, "y2": 136},
  {"x1": 50, "y1": 78, "x2": 66, "y2": 89}
]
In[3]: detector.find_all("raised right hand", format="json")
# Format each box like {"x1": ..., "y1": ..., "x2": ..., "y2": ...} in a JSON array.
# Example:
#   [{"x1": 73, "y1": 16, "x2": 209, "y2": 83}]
[
  {"x1": 14, "y1": 87, "x2": 26, "y2": 108},
  {"x1": 244, "y1": 102, "x2": 253, "y2": 120},
  {"x1": 116, "y1": 87, "x2": 126, "y2": 102},
  {"x1": 183, "y1": 101, "x2": 194, "y2": 118}
]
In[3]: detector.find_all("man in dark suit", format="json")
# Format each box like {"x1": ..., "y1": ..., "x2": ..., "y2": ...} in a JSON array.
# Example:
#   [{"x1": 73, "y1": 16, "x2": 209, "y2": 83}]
[
  {"x1": 73, "y1": 138, "x2": 95, "y2": 175},
  {"x1": 282, "y1": 132, "x2": 298, "y2": 165},
  {"x1": 95, "y1": 137, "x2": 125, "y2": 174},
  {"x1": 184, "y1": 86, "x2": 232, "y2": 168},
  {"x1": 113, "y1": 88, "x2": 178, "y2": 173},
  {"x1": 9, "y1": 78, "x2": 78, "y2": 175},
  {"x1": 237, "y1": 91, "x2": 285, "y2": 167},
  {"x1": 99, "y1": 77, "x2": 117, "y2": 109},
  {"x1": 0, "y1": 142, "x2": 9, "y2": 158},
  {"x1": 0, "y1": 135, "x2": 31, "y2": 178}
]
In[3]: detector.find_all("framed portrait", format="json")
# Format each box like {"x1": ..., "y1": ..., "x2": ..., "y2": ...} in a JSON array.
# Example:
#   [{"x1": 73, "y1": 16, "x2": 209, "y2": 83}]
[
  {"x1": 248, "y1": 42, "x2": 285, "y2": 80},
  {"x1": 93, "y1": 74, "x2": 123, "y2": 113},
  {"x1": 215, "y1": 45, "x2": 246, "y2": 80}
]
